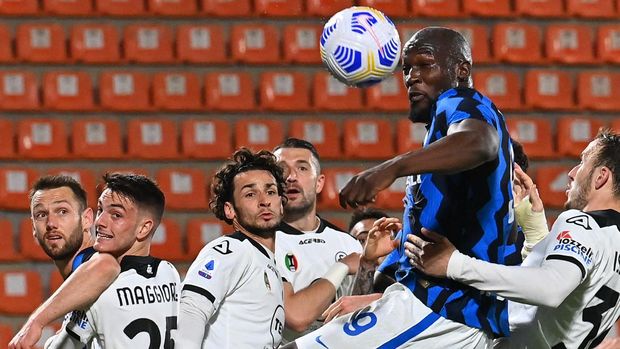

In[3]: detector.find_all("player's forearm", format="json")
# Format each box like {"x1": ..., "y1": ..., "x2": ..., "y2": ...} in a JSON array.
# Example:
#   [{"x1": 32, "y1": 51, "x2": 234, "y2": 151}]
[
  {"x1": 284, "y1": 280, "x2": 336, "y2": 332},
  {"x1": 30, "y1": 253, "x2": 120, "y2": 326},
  {"x1": 176, "y1": 291, "x2": 212, "y2": 349},
  {"x1": 447, "y1": 251, "x2": 581, "y2": 307},
  {"x1": 351, "y1": 258, "x2": 377, "y2": 295}
]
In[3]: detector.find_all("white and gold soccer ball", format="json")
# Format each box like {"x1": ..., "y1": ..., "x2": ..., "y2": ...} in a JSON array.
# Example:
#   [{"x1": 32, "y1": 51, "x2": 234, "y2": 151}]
[{"x1": 320, "y1": 6, "x2": 401, "y2": 88}]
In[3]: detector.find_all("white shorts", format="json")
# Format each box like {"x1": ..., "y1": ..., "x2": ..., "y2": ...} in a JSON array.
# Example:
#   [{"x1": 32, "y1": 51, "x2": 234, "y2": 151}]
[{"x1": 295, "y1": 283, "x2": 492, "y2": 349}]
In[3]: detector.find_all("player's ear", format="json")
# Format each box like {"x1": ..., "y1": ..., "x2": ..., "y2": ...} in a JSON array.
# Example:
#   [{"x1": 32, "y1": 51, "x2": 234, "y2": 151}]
[
  {"x1": 137, "y1": 218, "x2": 154, "y2": 240},
  {"x1": 81, "y1": 207, "x2": 94, "y2": 233},
  {"x1": 224, "y1": 202, "x2": 236, "y2": 221},
  {"x1": 456, "y1": 61, "x2": 471, "y2": 84},
  {"x1": 315, "y1": 173, "x2": 325, "y2": 194},
  {"x1": 594, "y1": 166, "x2": 611, "y2": 191}
]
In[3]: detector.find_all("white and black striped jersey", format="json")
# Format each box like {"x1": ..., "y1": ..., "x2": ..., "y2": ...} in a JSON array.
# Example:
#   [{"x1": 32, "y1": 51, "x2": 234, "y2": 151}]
[{"x1": 179, "y1": 231, "x2": 285, "y2": 349}]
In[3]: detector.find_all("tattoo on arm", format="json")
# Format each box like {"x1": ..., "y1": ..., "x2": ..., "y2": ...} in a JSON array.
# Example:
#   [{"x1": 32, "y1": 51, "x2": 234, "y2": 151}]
[{"x1": 351, "y1": 259, "x2": 377, "y2": 296}]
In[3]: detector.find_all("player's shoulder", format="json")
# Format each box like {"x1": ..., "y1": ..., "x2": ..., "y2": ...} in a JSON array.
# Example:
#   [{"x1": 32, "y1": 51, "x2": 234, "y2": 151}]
[
  {"x1": 119, "y1": 255, "x2": 178, "y2": 280},
  {"x1": 320, "y1": 218, "x2": 360, "y2": 243},
  {"x1": 555, "y1": 209, "x2": 599, "y2": 231},
  {"x1": 198, "y1": 231, "x2": 268, "y2": 262}
]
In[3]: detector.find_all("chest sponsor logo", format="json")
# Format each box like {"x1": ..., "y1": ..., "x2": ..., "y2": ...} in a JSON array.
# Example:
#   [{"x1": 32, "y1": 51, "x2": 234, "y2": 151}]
[
  {"x1": 566, "y1": 215, "x2": 592, "y2": 230},
  {"x1": 198, "y1": 259, "x2": 215, "y2": 279},
  {"x1": 284, "y1": 253, "x2": 298, "y2": 272},
  {"x1": 553, "y1": 231, "x2": 593, "y2": 265},
  {"x1": 299, "y1": 238, "x2": 326, "y2": 245},
  {"x1": 335, "y1": 251, "x2": 347, "y2": 262}
]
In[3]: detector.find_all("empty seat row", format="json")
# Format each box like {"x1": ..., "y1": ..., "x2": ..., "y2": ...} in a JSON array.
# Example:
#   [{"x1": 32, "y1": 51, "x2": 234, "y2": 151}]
[
  {"x1": 1, "y1": 0, "x2": 619, "y2": 18},
  {"x1": 0, "y1": 22, "x2": 619, "y2": 65},
  {"x1": 0, "y1": 70, "x2": 409, "y2": 111}
]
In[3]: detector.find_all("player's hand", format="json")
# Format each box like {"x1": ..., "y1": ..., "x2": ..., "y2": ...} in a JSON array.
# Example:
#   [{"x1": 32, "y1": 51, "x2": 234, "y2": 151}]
[
  {"x1": 363, "y1": 217, "x2": 400, "y2": 262},
  {"x1": 321, "y1": 294, "x2": 382, "y2": 323},
  {"x1": 339, "y1": 164, "x2": 397, "y2": 209},
  {"x1": 514, "y1": 165, "x2": 544, "y2": 212},
  {"x1": 9, "y1": 318, "x2": 43, "y2": 349},
  {"x1": 596, "y1": 337, "x2": 620, "y2": 349},
  {"x1": 404, "y1": 228, "x2": 455, "y2": 278},
  {"x1": 339, "y1": 252, "x2": 361, "y2": 275}
]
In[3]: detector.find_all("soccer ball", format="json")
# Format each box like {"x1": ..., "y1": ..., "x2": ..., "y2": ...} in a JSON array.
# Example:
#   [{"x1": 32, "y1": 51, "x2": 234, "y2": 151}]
[{"x1": 320, "y1": 6, "x2": 401, "y2": 88}]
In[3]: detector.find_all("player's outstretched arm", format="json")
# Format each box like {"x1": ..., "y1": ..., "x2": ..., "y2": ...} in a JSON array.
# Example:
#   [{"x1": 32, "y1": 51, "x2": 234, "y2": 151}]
[
  {"x1": 514, "y1": 165, "x2": 549, "y2": 259},
  {"x1": 405, "y1": 228, "x2": 582, "y2": 307},
  {"x1": 339, "y1": 118, "x2": 498, "y2": 208},
  {"x1": 9, "y1": 253, "x2": 120, "y2": 349},
  {"x1": 283, "y1": 253, "x2": 359, "y2": 332}
]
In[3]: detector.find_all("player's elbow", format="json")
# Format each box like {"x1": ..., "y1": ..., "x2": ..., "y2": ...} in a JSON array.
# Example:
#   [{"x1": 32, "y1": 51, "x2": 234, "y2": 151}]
[
  {"x1": 466, "y1": 133, "x2": 498, "y2": 163},
  {"x1": 284, "y1": 311, "x2": 313, "y2": 332}
]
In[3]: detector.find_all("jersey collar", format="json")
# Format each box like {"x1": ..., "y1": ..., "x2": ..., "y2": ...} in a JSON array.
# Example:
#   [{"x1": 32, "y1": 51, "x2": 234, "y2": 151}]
[
  {"x1": 229, "y1": 231, "x2": 272, "y2": 259},
  {"x1": 278, "y1": 216, "x2": 336, "y2": 235}
]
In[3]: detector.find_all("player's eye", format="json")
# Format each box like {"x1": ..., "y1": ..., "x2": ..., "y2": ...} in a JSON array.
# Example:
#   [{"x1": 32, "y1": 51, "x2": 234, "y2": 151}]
[
  {"x1": 298, "y1": 166, "x2": 308, "y2": 172},
  {"x1": 58, "y1": 208, "x2": 68, "y2": 215},
  {"x1": 245, "y1": 192, "x2": 255, "y2": 198},
  {"x1": 267, "y1": 190, "x2": 277, "y2": 195},
  {"x1": 34, "y1": 212, "x2": 47, "y2": 219}
]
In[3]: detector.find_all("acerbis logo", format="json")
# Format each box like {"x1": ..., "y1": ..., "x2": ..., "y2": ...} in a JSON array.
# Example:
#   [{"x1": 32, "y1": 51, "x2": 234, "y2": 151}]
[{"x1": 553, "y1": 231, "x2": 593, "y2": 265}]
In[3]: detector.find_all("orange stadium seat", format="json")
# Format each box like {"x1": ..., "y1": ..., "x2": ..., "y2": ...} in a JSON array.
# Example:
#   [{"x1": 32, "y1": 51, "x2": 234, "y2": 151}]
[
  {"x1": 49, "y1": 270, "x2": 63, "y2": 294},
  {"x1": 319, "y1": 167, "x2": 362, "y2": 210},
  {"x1": 127, "y1": 119, "x2": 179, "y2": 159},
  {"x1": 566, "y1": 0, "x2": 615, "y2": 18},
  {"x1": 72, "y1": 118, "x2": 123, "y2": 159},
  {"x1": 375, "y1": 177, "x2": 407, "y2": 210},
  {"x1": 321, "y1": 216, "x2": 348, "y2": 232},
  {"x1": 96, "y1": 0, "x2": 146, "y2": 16},
  {"x1": 150, "y1": 219, "x2": 186, "y2": 262},
  {"x1": 536, "y1": 166, "x2": 572, "y2": 208},
  {"x1": 0, "y1": 219, "x2": 21, "y2": 262},
  {"x1": 43, "y1": 72, "x2": 94, "y2": 111},
  {"x1": 0, "y1": 71, "x2": 39, "y2": 110},
  {"x1": 506, "y1": 117, "x2": 555, "y2": 159},
  {"x1": 514, "y1": 0, "x2": 564, "y2": 17},
  {"x1": 19, "y1": 217, "x2": 49, "y2": 261},
  {"x1": 365, "y1": 74, "x2": 408, "y2": 111},
  {"x1": 399, "y1": 24, "x2": 424, "y2": 43},
  {"x1": 597, "y1": 25, "x2": 620, "y2": 64},
  {"x1": 43, "y1": 0, "x2": 93, "y2": 15},
  {"x1": 343, "y1": 118, "x2": 394, "y2": 159},
  {"x1": 546, "y1": 24, "x2": 595, "y2": 64},
  {"x1": 313, "y1": 72, "x2": 363, "y2": 111},
  {"x1": 148, "y1": 0, "x2": 197, "y2": 16},
  {"x1": 283, "y1": 24, "x2": 322, "y2": 64},
  {"x1": 124, "y1": 24, "x2": 174, "y2": 63},
  {"x1": 181, "y1": 119, "x2": 232, "y2": 159},
  {"x1": 357, "y1": 0, "x2": 408, "y2": 17},
  {"x1": 0, "y1": 0, "x2": 38, "y2": 14},
  {"x1": 231, "y1": 24, "x2": 280, "y2": 64},
  {"x1": 396, "y1": 119, "x2": 426, "y2": 153},
  {"x1": 557, "y1": 116, "x2": 607, "y2": 157},
  {"x1": 0, "y1": 270, "x2": 42, "y2": 315},
  {"x1": 0, "y1": 168, "x2": 38, "y2": 210},
  {"x1": 0, "y1": 324, "x2": 13, "y2": 349},
  {"x1": 204, "y1": 72, "x2": 256, "y2": 111},
  {"x1": 493, "y1": 23, "x2": 543, "y2": 64},
  {"x1": 99, "y1": 71, "x2": 151, "y2": 111},
  {"x1": 410, "y1": 0, "x2": 462, "y2": 17},
  {"x1": 17, "y1": 118, "x2": 68, "y2": 159},
  {"x1": 473, "y1": 71, "x2": 522, "y2": 111},
  {"x1": 176, "y1": 24, "x2": 227, "y2": 64},
  {"x1": 46, "y1": 168, "x2": 98, "y2": 209},
  {"x1": 70, "y1": 24, "x2": 120, "y2": 63},
  {"x1": 201, "y1": 0, "x2": 252, "y2": 16},
  {"x1": 235, "y1": 119, "x2": 284, "y2": 152},
  {"x1": 186, "y1": 218, "x2": 233, "y2": 258},
  {"x1": 0, "y1": 119, "x2": 14, "y2": 159},
  {"x1": 524, "y1": 69, "x2": 575, "y2": 110},
  {"x1": 577, "y1": 71, "x2": 620, "y2": 111},
  {"x1": 306, "y1": 0, "x2": 352, "y2": 16},
  {"x1": 0, "y1": 25, "x2": 13, "y2": 62},
  {"x1": 613, "y1": 119, "x2": 620, "y2": 133},
  {"x1": 156, "y1": 168, "x2": 208, "y2": 210},
  {"x1": 255, "y1": 0, "x2": 303, "y2": 16},
  {"x1": 463, "y1": 0, "x2": 511, "y2": 17},
  {"x1": 448, "y1": 24, "x2": 492, "y2": 63},
  {"x1": 259, "y1": 72, "x2": 310, "y2": 111},
  {"x1": 289, "y1": 119, "x2": 342, "y2": 159},
  {"x1": 16, "y1": 24, "x2": 66, "y2": 63},
  {"x1": 152, "y1": 72, "x2": 202, "y2": 111}
]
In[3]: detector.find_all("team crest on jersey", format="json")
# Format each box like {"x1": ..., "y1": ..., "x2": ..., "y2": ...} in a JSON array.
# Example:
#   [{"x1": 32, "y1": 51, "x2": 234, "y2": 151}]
[
  {"x1": 284, "y1": 253, "x2": 298, "y2": 272},
  {"x1": 553, "y1": 231, "x2": 593, "y2": 265},
  {"x1": 264, "y1": 271, "x2": 271, "y2": 292},
  {"x1": 198, "y1": 259, "x2": 215, "y2": 279},
  {"x1": 335, "y1": 251, "x2": 347, "y2": 262}
]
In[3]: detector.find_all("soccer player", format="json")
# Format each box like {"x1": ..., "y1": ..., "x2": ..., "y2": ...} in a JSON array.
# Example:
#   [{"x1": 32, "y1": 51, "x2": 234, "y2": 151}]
[
  {"x1": 285, "y1": 26, "x2": 514, "y2": 348},
  {"x1": 40, "y1": 173, "x2": 179, "y2": 348},
  {"x1": 348, "y1": 208, "x2": 390, "y2": 247},
  {"x1": 273, "y1": 138, "x2": 362, "y2": 338},
  {"x1": 175, "y1": 148, "x2": 286, "y2": 348},
  {"x1": 408, "y1": 129, "x2": 620, "y2": 349}
]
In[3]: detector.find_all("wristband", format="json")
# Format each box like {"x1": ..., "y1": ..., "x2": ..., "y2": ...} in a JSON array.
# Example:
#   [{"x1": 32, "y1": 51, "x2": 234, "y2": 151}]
[{"x1": 323, "y1": 262, "x2": 349, "y2": 290}]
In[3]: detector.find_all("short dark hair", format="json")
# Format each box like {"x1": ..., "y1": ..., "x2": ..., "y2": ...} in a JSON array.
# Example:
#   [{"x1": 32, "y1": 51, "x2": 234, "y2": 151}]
[
  {"x1": 348, "y1": 208, "x2": 390, "y2": 232},
  {"x1": 101, "y1": 173, "x2": 165, "y2": 226},
  {"x1": 274, "y1": 137, "x2": 321, "y2": 162},
  {"x1": 211, "y1": 148, "x2": 287, "y2": 224},
  {"x1": 29, "y1": 175, "x2": 88, "y2": 211},
  {"x1": 592, "y1": 128, "x2": 620, "y2": 199},
  {"x1": 512, "y1": 139, "x2": 529, "y2": 173}
]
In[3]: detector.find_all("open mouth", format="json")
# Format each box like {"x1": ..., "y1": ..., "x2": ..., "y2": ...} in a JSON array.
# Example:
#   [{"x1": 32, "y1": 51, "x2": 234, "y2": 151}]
[
  {"x1": 96, "y1": 231, "x2": 113, "y2": 240},
  {"x1": 409, "y1": 92, "x2": 425, "y2": 103},
  {"x1": 45, "y1": 233, "x2": 62, "y2": 241},
  {"x1": 286, "y1": 188, "x2": 301, "y2": 195}
]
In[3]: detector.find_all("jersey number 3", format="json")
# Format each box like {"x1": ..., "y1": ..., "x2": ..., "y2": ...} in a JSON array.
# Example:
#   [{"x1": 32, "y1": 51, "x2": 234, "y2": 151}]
[
  {"x1": 580, "y1": 285, "x2": 619, "y2": 349},
  {"x1": 124, "y1": 316, "x2": 177, "y2": 349}
]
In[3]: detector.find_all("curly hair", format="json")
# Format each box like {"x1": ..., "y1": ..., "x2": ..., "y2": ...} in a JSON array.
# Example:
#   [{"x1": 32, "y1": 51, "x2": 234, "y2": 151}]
[{"x1": 210, "y1": 148, "x2": 287, "y2": 224}]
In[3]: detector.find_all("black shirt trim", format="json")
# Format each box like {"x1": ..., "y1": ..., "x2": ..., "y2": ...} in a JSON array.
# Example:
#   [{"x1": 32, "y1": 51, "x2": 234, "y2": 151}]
[
  {"x1": 229, "y1": 231, "x2": 271, "y2": 259},
  {"x1": 120, "y1": 255, "x2": 162, "y2": 279},
  {"x1": 183, "y1": 284, "x2": 216, "y2": 304}
]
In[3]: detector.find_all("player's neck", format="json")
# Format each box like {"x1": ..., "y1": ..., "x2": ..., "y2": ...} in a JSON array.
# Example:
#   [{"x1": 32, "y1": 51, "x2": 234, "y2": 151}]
[
  {"x1": 56, "y1": 232, "x2": 95, "y2": 279},
  {"x1": 117, "y1": 241, "x2": 150, "y2": 262},
  {"x1": 285, "y1": 210, "x2": 320, "y2": 232},
  {"x1": 582, "y1": 197, "x2": 620, "y2": 213}
]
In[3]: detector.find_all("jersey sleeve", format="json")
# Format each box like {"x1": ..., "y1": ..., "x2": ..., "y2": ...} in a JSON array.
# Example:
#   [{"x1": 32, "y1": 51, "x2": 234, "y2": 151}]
[
  {"x1": 542, "y1": 210, "x2": 598, "y2": 281},
  {"x1": 57, "y1": 309, "x2": 96, "y2": 346},
  {"x1": 444, "y1": 95, "x2": 498, "y2": 128}
]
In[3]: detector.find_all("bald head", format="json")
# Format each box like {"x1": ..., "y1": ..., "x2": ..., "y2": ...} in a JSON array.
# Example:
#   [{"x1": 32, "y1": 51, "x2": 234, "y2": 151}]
[{"x1": 404, "y1": 27, "x2": 472, "y2": 67}]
